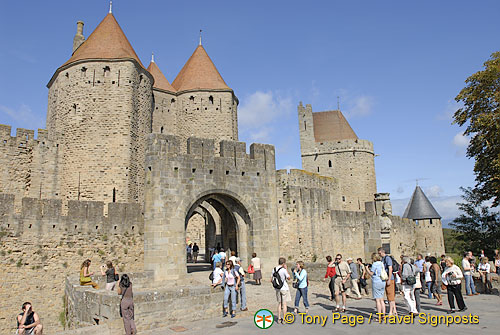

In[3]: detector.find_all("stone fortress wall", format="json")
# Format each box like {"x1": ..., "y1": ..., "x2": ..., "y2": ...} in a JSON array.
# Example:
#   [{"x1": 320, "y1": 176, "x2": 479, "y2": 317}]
[{"x1": 0, "y1": 194, "x2": 144, "y2": 334}]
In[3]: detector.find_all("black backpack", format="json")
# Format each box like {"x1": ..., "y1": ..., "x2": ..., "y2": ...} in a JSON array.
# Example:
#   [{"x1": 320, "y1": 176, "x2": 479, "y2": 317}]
[
  {"x1": 209, "y1": 271, "x2": 214, "y2": 281},
  {"x1": 384, "y1": 255, "x2": 400, "y2": 273},
  {"x1": 272, "y1": 267, "x2": 284, "y2": 289}
]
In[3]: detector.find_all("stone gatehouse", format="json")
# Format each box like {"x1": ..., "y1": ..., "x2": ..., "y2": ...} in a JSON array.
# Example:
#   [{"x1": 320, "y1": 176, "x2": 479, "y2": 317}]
[{"x1": 0, "y1": 6, "x2": 445, "y2": 333}]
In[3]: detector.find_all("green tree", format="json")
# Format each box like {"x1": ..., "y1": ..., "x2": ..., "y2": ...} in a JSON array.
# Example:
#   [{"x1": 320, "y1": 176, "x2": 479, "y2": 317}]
[
  {"x1": 454, "y1": 51, "x2": 500, "y2": 206},
  {"x1": 451, "y1": 187, "x2": 500, "y2": 257}
]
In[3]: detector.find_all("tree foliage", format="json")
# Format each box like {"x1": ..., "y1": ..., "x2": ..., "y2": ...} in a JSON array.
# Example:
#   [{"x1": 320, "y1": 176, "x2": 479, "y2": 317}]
[
  {"x1": 454, "y1": 51, "x2": 500, "y2": 206},
  {"x1": 451, "y1": 187, "x2": 500, "y2": 257}
]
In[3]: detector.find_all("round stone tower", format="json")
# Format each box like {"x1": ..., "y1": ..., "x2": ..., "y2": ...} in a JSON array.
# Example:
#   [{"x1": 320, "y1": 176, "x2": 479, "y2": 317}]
[
  {"x1": 147, "y1": 54, "x2": 177, "y2": 135},
  {"x1": 298, "y1": 102, "x2": 377, "y2": 211},
  {"x1": 46, "y1": 11, "x2": 153, "y2": 207},
  {"x1": 171, "y1": 41, "x2": 238, "y2": 152}
]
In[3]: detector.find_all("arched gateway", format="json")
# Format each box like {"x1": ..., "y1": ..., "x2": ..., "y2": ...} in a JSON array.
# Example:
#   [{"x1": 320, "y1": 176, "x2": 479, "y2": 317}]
[
  {"x1": 185, "y1": 193, "x2": 252, "y2": 265},
  {"x1": 143, "y1": 134, "x2": 280, "y2": 282}
]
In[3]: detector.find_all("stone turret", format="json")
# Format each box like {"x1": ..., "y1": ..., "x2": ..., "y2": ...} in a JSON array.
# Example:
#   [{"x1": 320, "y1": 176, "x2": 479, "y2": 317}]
[
  {"x1": 46, "y1": 11, "x2": 153, "y2": 209},
  {"x1": 147, "y1": 55, "x2": 177, "y2": 135},
  {"x1": 171, "y1": 43, "x2": 238, "y2": 152},
  {"x1": 298, "y1": 102, "x2": 377, "y2": 211},
  {"x1": 404, "y1": 186, "x2": 445, "y2": 256}
]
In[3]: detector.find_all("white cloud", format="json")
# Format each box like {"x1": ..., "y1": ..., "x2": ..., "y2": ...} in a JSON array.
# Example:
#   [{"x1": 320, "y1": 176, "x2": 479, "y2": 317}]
[
  {"x1": 425, "y1": 185, "x2": 443, "y2": 197},
  {"x1": 438, "y1": 100, "x2": 461, "y2": 121},
  {"x1": 344, "y1": 95, "x2": 375, "y2": 118},
  {"x1": 332, "y1": 89, "x2": 375, "y2": 119},
  {"x1": 0, "y1": 104, "x2": 44, "y2": 130},
  {"x1": 239, "y1": 91, "x2": 292, "y2": 142},
  {"x1": 453, "y1": 132, "x2": 469, "y2": 148}
]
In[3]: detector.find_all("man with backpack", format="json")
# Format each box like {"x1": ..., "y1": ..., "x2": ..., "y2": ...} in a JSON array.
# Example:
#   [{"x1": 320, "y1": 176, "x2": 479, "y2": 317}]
[
  {"x1": 271, "y1": 257, "x2": 291, "y2": 324},
  {"x1": 378, "y1": 247, "x2": 398, "y2": 315}
]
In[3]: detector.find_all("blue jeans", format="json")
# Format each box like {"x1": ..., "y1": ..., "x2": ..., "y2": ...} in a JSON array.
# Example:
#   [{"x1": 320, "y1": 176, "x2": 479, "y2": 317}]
[
  {"x1": 223, "y1": 285, "x2": 237, "y2": 311},
  {"x1": 294, "y1": 287, "x2": 310, "y2": 309},
  {"x1": 238, "y1": 280, "x2": 247, "y2": 310},
  {"x1": 464, "y1": 274, "x2": 476, "y2": 295},
  {"x1": 427, "y1": 282, "x2": 432, "y2": 298}
]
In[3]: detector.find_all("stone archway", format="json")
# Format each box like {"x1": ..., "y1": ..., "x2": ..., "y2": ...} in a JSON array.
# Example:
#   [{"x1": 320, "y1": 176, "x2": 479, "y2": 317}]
[{"x1": 185, "y1": 193, "x2": 252, "y2": 268}]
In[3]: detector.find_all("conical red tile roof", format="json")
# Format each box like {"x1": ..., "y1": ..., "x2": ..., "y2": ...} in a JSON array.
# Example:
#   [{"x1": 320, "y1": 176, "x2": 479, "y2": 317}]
[
  {"x1": 312, "y1": 110, "x2": 358, "y2": 142},
  {"x1": 172, "y1": 45, "x2": 230, "y2": 91},
  {"x1": 147, "y1": 60, "x2": 175, "y2": 92},
  {"x1": 61, "y1": 13, "x2": 144, "y2": 68}
]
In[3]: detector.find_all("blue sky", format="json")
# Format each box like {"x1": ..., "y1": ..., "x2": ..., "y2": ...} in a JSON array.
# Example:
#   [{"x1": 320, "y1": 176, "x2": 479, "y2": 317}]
[{"x1": 1, "y1": 0, "x2": 499, "y2": 221}]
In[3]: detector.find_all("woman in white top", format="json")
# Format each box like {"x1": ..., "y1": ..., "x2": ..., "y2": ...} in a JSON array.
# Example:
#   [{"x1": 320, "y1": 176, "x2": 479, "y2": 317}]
[
  {"x1": 424, "y1": 256, "x2": 432, "y2": 298},
  {"x1": 212, "y1": 262, "x2": 224, "y2": 288},
  {"x1": 442, "y1": 257, "x2": 466, "y2": 313},
  {"x1": 251, "y1": 253, "x2": 262, "y2": 285},
  {"x1": 478, "y1": 257, "x2": 492, "y2": 294}
]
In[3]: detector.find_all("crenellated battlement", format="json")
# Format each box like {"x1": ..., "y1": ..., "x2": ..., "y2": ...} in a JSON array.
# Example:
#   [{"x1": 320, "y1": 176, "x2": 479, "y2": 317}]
[
  {"x1": 0, "y1": 194, "x2": 143, "y2": 235},
  {"x1": 301, "y1": 138, "x2": 374, "y2": 156},
  {"x1": 146, "y1": 133, "x2": 276, "y2": 172},
  {"x1": 0, "y1": 124, "x2": 52, "y2": 146}
]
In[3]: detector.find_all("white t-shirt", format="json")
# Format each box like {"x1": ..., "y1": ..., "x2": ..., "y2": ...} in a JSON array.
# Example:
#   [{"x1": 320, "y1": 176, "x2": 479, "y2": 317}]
[
  {"x1": 424, "y1": 262, "x2": 432, "y2": 282},
  {"x1": 462, "y1": 258, "x2": 471, "y2": 275},
  {"x1": 212, "y1": 268, "x2": 223, "y2": 285},
  {"x1": 273, "y1": 266, "x2": 290, "y2": 291},
  {"x1": 229, "y1": 256, "x2": 237, "y2": 264},
  {"x1": 219, "y1": 252, "x2": 227, "y2": 260},
  {"x1": 478, "y1": 263, "x2": 490, "y2": 273}
]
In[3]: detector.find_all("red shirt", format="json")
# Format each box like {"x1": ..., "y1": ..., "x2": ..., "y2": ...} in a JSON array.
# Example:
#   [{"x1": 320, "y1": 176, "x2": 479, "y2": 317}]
[{"x1": 325, "y1": 265, "x2": 336, "y2": 278}]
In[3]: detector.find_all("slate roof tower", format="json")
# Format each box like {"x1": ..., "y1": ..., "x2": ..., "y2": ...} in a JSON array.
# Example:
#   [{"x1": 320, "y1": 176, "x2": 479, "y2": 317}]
[{"x1": 403, "y1": 186, "x2": 445, "y2": 256}]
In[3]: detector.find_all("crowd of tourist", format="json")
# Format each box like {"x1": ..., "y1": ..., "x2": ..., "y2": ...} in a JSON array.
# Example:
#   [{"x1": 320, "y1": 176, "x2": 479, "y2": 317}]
[{"x1": 16, "y1": 246, "x2": 499, "y2": 333}]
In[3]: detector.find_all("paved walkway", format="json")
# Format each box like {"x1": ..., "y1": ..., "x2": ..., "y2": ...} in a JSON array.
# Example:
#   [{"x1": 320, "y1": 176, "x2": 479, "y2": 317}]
[{"x1": 143, "y1": 273, "x2": 499, "y2": 335}]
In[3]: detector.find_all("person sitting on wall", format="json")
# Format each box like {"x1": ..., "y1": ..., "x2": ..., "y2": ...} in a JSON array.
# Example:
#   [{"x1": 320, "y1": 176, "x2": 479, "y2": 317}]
[
  {"x1": 17, "y1": 302, "x2": 43, "y2": 335},
  {"x1": 80, "y1": 259, "x2": 99, "y2": 289}
]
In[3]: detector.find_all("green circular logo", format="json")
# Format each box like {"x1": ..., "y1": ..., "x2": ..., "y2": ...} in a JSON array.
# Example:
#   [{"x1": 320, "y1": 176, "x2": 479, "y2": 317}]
[{"x1": 254, "y1": 309, "x2": 274, "y2": 329}]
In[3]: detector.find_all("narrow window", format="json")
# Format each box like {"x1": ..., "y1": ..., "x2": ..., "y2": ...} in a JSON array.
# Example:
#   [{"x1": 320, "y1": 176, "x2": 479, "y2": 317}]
[
  {"x1": 160, "y1": 126, "x2": 164, "y2": 134},
  {"x1": 317, "y1": 167, "x2": 320, "y2": 172},
  {"x1": 209, "y1": 96, "x2": 214, "y2": 104},
  {"x1": 328, "y1": 160, "x2": 332, "y2": 168},
  {"x1": 103, "y1": 66, "x2": 110, "y2": 76},
  {"x1": 171, "y1": 98, "x2": 175, "y2": 104},
  {"x1": 304, "y1": 121, "x2": 307, "y2": 130},
  {"x1": 112, "y1": 187, "x2": 116, "y2": 203},
  {"x1": 73, "y1": 104, "x2": 77, "y2": 114},
  {"x1": 342, "y1": 196, "x2": 346, "y2": 202}
]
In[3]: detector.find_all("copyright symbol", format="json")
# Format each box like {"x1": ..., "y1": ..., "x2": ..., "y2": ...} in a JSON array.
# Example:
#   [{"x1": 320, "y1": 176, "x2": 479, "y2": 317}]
[{"x1": 284, "y1": 313, "x2": 295, "y2": 324}]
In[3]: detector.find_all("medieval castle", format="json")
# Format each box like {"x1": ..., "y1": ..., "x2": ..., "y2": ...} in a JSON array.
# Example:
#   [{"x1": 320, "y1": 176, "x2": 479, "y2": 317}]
[{"x1": 0, "y1": 7, "x2": 445, "y2": 332}]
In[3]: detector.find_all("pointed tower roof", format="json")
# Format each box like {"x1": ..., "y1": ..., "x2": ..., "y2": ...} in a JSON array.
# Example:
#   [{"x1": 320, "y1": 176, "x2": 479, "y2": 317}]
[
  {"x1": 61, "y1": 13, "x2": 144, "y2": 69},
  {"x1": 403, "y1": 186, "x2": 441, "y2": 220},
  {"x1": 147, "y1": 56, "x2": 176, "y2": 93},
  {"x1": 172, "y1": 45, "x2": 230, "y2": 92},
  {"x1": 312, "y1": 110, "x2": 358, "y2": 142}
]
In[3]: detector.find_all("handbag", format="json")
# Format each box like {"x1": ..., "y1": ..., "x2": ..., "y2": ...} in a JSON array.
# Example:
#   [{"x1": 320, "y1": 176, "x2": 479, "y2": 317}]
[
  {"x1": 114, "y1": 268, "x2": 119, "y2": 282},
  {"x1": 247, "y1": 264, "x2": 255, "y2": 274},
  {"x1": 380, "y1": 265, "x2": 389, "y2": 281},
  {"x1": 359, "y1": 277, "x2": 367, "y2": 288}
]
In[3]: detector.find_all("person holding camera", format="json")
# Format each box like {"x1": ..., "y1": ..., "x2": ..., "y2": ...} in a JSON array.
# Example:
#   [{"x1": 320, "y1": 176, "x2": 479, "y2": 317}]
[
  {"x1": 100, "y1": 261, "x2": 119, "y2": 291},
  {"x1": 333, "y1": 254, "x2": 351, "y2": 312},
  {"x1": 293, "y1": 261, "x2": 309, "y2": 314},
  {"x1": 16, "y1": 302, "x2": 43, "y2": 335}
]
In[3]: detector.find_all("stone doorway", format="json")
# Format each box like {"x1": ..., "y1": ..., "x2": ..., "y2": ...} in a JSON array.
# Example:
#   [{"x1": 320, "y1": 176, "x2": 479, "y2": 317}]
[{"x1": 185, "y1": 193, "x2": 251, "y2": 272}]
